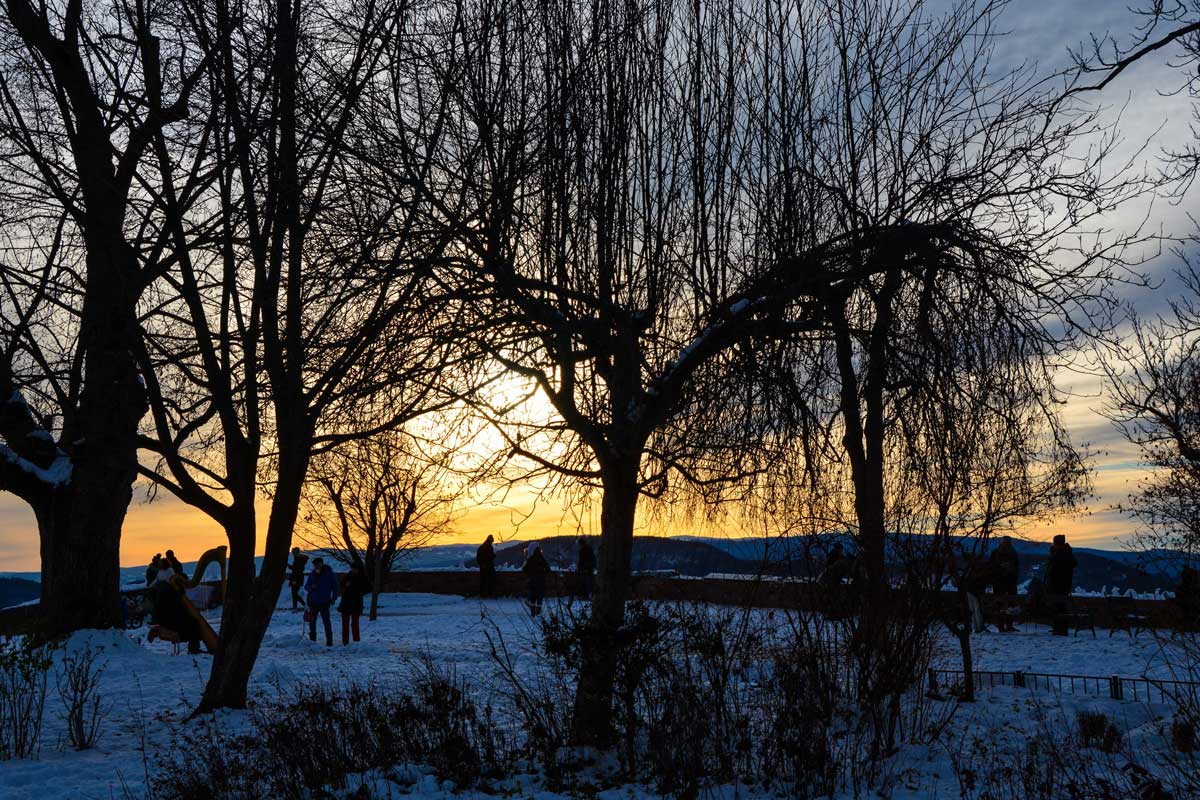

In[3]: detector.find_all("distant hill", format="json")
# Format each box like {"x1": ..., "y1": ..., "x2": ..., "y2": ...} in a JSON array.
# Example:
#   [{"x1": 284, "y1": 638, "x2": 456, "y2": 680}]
[
  {"x1": 3, "y1": 535, "x2": 1183, "y2": 597},
  {"x1": 0, "y1": 577, "x2": 39, "y2": 609},
  {"x1": 489, "y1": 535, "x2": 760, "y2": 577}
]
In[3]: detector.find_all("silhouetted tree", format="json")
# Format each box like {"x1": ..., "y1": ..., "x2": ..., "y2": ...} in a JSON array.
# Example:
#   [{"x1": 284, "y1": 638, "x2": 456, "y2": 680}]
[
  {"x1": 137, "y1": 0, "x2": 465, "y2": 711},
  {"x1": 1103, "y1": 264, "x2": 1200, "y2": 565},
  {"x1": 1077, "y1": 1, "x2": 1200, "y2": 568},
  {"x1": 415, "y1": 0, "x2": 1145, "y2": 745},
  {"x1": 298, "y1": 429, "x2": 463, "y2": 620},
  {"x1": 0, "y1": 0, "x2": 204, "y2": 633}
]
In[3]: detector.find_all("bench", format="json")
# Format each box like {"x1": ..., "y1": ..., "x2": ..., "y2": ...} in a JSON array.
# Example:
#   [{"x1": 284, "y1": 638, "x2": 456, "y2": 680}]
[
  {"x1": 1105, "y1": 595, "x2": 1152, "y2": 638},
  {"x1": 1046, "y1": 596, "x2": 1095, "y2": 637},
  {"x1": 988, "y1": 593, "x2": 1024, "y2": 631}
]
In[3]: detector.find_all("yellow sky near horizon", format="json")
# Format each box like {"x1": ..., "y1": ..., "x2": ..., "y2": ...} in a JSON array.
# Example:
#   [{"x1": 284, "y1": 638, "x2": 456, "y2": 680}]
[{"x1": 0, "y1": 435, "x2": 1146, "y2": 572}]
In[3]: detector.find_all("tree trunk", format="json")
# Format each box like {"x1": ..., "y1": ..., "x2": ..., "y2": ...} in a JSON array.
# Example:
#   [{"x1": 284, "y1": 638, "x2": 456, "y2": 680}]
[
  {"x1": 956, "y1": 590, "x2": 975, "y2": 703},
  {"x1": 197, "y1": 447, "x2": 308, "y2": 712},
  {"x1": 38, "y1": 248, "x2": 145, "y2": 635},
  {"x1": 196, "y1": 515, "x2": 259, "y2": 710},
  {"x1": 369, "y1": 557, "x2": 384, "y2": 621},
  {"x1": 569, "y1": 457, "x2": 639, "y2": 746}
]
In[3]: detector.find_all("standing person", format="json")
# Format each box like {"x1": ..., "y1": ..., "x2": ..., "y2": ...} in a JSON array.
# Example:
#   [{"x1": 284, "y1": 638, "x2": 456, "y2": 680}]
[
  {"x1": 821, "y1": 543, "x2": 846, "y2": 588},
  {"x1": 575, "y1": 536, "x2": 595, "y2": 602},
  {"x1": 165, "y1": 549, "x2": 185, "y2": 578},
  {"x1": 288, "y1": 547, "x2": 309, "y2": 610},
  {"x1": 988, "y1": 536, "x2": 1021, "y2": 632},
  {"x1": 476, "y1": 534, "x2": 496, "y2": 598},
  {"x1": 989, "y1": 537, "x2": 1020, "y2": 595},
  {"x1": 305, "y1": 557, "x2": 338, "y2": 646},
  {"x1": 1173, "y1": 567, "x2": 1199, "y2": 630},
  {"x1": 1046, "y1": 534, "x2": 1077, "y2": 597},
  {"x1": 338, "y1": 563, "x2": 371, "y2": 646},
  {"x1": 522, "y1": 545, "x2": 550, "y2": 616},
  {"x1": 145, "y1": 554, "x2": 161, "y2": 587}
]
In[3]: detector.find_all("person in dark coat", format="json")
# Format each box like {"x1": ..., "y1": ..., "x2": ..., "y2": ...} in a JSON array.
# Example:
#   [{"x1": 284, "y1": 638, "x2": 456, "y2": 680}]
[
  {"x1": 989, "y1": 537, "x2": 1020, "y2": 595},
  {"x1": 575, "y1": 537, "x2": 596, "y2": 602},
  {"x1": 146, "y1": 554, "x2": 161, "y2": 587},
  {"x1": 1173, "y1": 566, "x2": 1199, "y2": 630},
  {"x1": 165, "y1": 550, "x2": 185, "y2": 578},
  {"x1": 522, "y1": 545, "x2": 550, "y2": 615},
  {"x1": 288, "y1": 547, "x2": 309, "y2": 610},
  {"x1": 305, "y1": 558, "x2": 339, "y2": 646},
  {"x1": 820, "y1": 543, "x2": 849, "y2": 593},
  {"x1": 957, "y1": 546, "x2": 989, "y2": 633},
  {"x1": 824, "y1": 542, "x2": 845, "y2": 575},
  {"x1": 477, "y1": 535, "x2": 496, "y2": 598},
  {"x1": 338, "y1": 563, "x2": 371, "y2": 646},
  {"x1": 988, "y1": 537, "x2": 1021, "y2": 632},
  {"x1": 1046, "y1": 534, "x2": 1077, "y2": 597}
]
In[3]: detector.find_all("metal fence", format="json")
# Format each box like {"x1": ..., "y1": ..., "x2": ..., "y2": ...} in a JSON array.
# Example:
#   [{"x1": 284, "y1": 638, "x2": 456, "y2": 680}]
[{"x1": 928, "y1": 668, "x2": 1200, "y2": 705}]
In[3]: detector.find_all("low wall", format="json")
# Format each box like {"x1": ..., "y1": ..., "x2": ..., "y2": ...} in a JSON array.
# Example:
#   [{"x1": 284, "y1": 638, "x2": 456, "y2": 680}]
[
  {"x1": 378, "y1": 569, "x2": 824, "y2": 608},
  {"x1": 382, "y1": 571, "x2": 1182, "y2": 629}
]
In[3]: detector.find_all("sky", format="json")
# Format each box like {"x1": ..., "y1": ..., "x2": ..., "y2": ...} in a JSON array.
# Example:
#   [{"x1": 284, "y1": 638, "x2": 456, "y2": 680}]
[{"x1": 2, "y1": 0, "x2": 1198, "y2": 571}]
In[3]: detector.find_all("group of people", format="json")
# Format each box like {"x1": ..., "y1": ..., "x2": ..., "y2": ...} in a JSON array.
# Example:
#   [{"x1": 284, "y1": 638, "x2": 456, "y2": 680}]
[
  {"x1": 142, "y1": 549, "x2": 204, "y2": 654},
  {"x1": 960, "y1": 534, "x2": 1077, "y2": 634},
  {"x1": 818, "y1": 534, "x2": 1081, "y2": 635},
  {"x1": 145, "y1": 550, "x2": 186, "y2": 586},
  {"x1": 287, "y1": 548, "x2": 371, "y2": 647},
  {"x1": 475, "y1": 535, "x2": 596, "y2": 615}
]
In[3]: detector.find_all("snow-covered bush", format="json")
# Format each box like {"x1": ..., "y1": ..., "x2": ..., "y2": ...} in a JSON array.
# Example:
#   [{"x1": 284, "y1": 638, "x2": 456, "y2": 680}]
[
  {"x1": 1149, "y1": 631, "x2": 1200, "y2": 797},
  {"x1": 489, "y1": 599, "x2": 942, "y2": 798},
  {"x1": 0, "y1": 638, "x2": 52, "y2": 759},
  {"x1": 944, "y1": 706, "x2": 1168, "y2": 800},
  {"x1": 154, "y1": 661, "x2": 509, "y2": 800}
]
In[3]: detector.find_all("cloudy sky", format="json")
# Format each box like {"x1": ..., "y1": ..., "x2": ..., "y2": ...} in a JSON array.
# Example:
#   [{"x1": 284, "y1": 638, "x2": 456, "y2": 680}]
[{"x1": 2, "y1": 0, "x2": 1198, "y2": 571}]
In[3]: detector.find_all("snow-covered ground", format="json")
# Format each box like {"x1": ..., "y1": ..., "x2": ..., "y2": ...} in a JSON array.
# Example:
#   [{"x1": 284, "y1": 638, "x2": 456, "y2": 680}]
[{"x1": 0, "y1": 593, "x2": 1194, "y2": 799}]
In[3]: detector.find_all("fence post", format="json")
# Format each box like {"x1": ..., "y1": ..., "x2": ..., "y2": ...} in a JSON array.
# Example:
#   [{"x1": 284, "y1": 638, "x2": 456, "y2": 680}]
[
  {"x1": 1014, "y1": 670, "x2": 1025, "y2": 688},
  {"x1": 1110, "y1": 675, "x2": 1123, "y2": 700}
]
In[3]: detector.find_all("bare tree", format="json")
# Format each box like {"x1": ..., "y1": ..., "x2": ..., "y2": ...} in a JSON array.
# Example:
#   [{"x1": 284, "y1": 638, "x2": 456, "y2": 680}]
[
  {"x1": 1103, "y1": 264, "x2": 1200, "y2": 566},
  {"x1": 898, "y1": 315, "x2": 1089, "y2": 706},
  {"x1": 1074, "y1": 3, "x2": 1200, "y2": 568},
  {"x1": 298, "y1": 429, "x2": 463, "y2": 620},
  {"x1": 135, "y1": 0, "x2": 468, "y2": 711},
  {"x1": 407, "y1": 0, "x2": 1146, "y2": 744},
  {"x1": 398, "y1": 0, "x2": 852, "y2": 744},
  {"x1": 0, "y1": 0, "x2": 205, "y2": 632}
]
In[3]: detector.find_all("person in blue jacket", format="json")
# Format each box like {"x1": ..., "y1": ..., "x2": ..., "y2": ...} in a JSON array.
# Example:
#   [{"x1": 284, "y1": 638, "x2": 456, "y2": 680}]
[{"x1": 305, "y1": 557, "x2": 339, "y2": 646}]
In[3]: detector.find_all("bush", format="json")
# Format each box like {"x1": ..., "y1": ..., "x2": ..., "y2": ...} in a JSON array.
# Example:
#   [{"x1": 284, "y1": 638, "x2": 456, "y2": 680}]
[
  {"x1": 490, "y1": 599, "x2": 937, "y2": 799},
  {"x1": 946, "y1": 711, "x2": 1166, "y2": 800},
  {"x1": 56, "y1": 643, "x2": 109, "y2": 750},
  {"x1": 1076, "y1": 710, "x2": 1109, "y2": 748},
  {"x1": 1170, "y1": 716, "x2": 1195, "y2": 754},
  {"x1": 0, "y1": 638, "x2": 52, "y2": 759},
  {"x1": 154, "y1": 660, "x2": 508, "y2": 800}
]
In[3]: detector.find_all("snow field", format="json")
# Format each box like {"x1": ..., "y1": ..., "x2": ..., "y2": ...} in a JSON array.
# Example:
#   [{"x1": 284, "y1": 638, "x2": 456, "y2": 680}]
[{"x1": 0, "y1": 593, "x2": 1193, "y2": 799}]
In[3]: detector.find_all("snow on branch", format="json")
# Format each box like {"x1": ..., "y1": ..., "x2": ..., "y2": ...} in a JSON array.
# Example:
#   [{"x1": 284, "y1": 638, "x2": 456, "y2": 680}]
[
  {"x1": 0, "y1": 442, "x2": 73, "y2": 487},
  {"x1": 0, "y1": 389, "x2": 73, "y2": 491}
]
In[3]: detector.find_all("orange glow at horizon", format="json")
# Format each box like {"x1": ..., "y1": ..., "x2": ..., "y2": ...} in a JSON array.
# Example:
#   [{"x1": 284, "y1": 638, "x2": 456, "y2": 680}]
[
  {"x1": 0, "y1": 373, "x2": 1154, "y2": 573},
  {"x1": 0, "y1": 458, "x2": 1142, "y2": 573}
]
